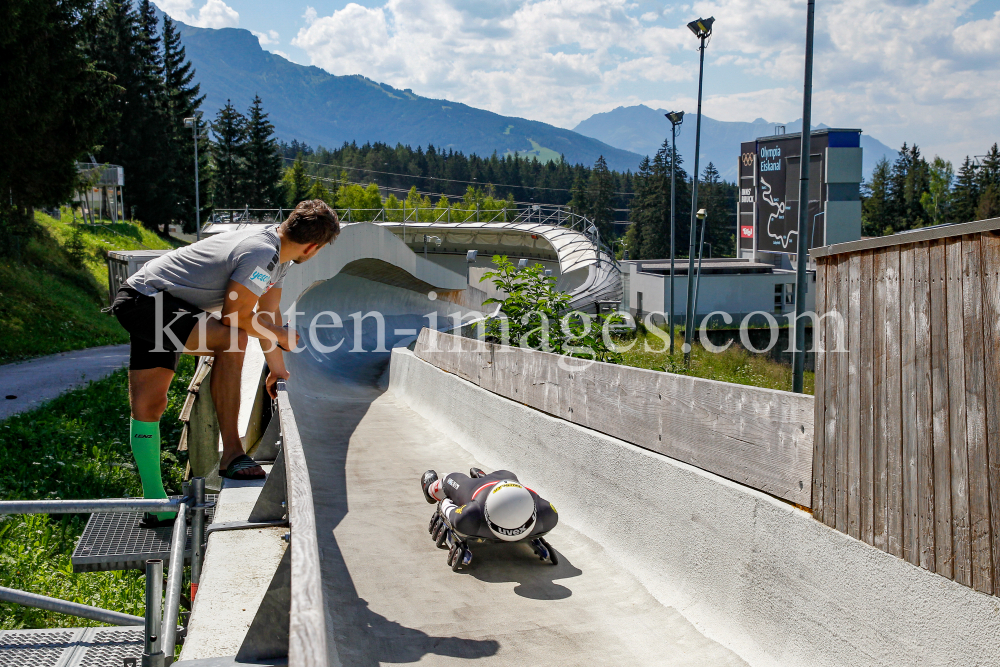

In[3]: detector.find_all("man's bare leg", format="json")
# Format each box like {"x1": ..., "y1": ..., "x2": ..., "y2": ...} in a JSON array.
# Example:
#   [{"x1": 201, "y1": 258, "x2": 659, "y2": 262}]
[{"x1": 184, "y1": 317, "x2": 263, "y2": 477}]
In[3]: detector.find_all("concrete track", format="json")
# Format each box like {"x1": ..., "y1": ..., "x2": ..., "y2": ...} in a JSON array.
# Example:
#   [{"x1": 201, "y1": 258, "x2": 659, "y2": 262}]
[
  {"x1": 286, "y1": 355, "x2": 747, "y2": 666},
  {"x1": 280, "y1": 262, "x2": 744, "y2": 664}
]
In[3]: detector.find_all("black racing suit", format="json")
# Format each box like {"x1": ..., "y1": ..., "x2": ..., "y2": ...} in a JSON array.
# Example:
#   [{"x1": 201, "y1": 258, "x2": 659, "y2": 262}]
[{"x1": 438, "y1": 470, "x2": 558, "y2": 541}]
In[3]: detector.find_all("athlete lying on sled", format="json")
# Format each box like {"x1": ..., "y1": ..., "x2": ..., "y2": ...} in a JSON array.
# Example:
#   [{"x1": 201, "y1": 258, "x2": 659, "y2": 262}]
[{"x1": 421, "y1": 467, "x2": 559, "y2": 570}]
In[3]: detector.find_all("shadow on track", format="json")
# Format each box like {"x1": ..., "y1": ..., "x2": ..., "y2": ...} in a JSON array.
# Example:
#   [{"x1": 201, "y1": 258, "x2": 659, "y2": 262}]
[{"x1": 439, "y1": 541, "x2": 583, "y2": 601}]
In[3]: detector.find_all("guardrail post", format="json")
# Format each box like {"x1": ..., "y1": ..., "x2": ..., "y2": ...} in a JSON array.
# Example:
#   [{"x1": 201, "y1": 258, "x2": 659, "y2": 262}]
[
  {"x1": 190, "y1": 478, "x2": 206, "y2": 602},
  {"x1": 143, "y1": 559, "x2": 164, "y2": 667},
  {"x1": 161, "y1": 499, "x2": 188, "y2": 661},
  {"x1": 248, "y1": 447, "x2": 287, "y2": 522},
  {"x1": 235, "y1": 541, "x2": 291, "y2": 661}
]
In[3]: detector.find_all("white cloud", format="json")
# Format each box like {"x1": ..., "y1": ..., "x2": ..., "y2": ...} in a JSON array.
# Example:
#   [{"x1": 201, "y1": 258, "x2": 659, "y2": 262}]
[
  {"x1": 288, "y1": 0, "x2": 999, "y2": 164},
  {"x1": 153, "y1": 0, "x2": 238, "y2": 29},
  {"x1": 251, "y1": 29, "x2": 280, "y2": 46}
]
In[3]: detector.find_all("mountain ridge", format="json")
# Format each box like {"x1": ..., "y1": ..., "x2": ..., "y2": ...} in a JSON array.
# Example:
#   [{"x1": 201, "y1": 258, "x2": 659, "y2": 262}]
[
  {"x1": 572, "y1": 104, "x2": 897, "y2": 181},
  {"x1": 165, "y1": 14, "x2": 645, "y2": 172}
]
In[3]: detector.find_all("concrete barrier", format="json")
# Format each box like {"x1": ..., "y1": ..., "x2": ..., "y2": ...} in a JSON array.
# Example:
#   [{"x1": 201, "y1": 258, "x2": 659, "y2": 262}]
[{"x1": 389, "y1": 347, "x2": 1000, "y2": 667}]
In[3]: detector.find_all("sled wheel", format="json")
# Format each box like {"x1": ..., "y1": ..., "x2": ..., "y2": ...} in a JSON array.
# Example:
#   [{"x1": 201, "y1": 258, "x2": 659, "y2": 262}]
[
  {"x1": 447, "y1": 543, "x2": 459, "y2": 566},
  {"x1": 542, "y1": 538, "x2": 558, "y2": 565},
  {"x1": 452, "y1": 546, "x2": 465, "y2": 572},
  {"x1": 436, "y1": 526, "x2": 449, "y2": 548},
  {"x1": 432, "y1": 521, "x2": 444, "y2": 542},
  {"x1": 428, "y1": 511, "x2": 440, "y2": 534}
]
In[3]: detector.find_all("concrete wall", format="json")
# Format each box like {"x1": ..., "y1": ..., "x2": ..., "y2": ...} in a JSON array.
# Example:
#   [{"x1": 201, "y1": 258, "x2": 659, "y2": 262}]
[
  {"x1": 629, "y1": 265, "x2": 816, "y2": 323},
  {"x1": 388, "y1": 347, "x2": 1000, "y2": 667}
]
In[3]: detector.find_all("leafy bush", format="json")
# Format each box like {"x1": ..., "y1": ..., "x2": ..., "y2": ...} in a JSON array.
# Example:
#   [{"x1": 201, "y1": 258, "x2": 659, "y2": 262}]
[{"x1": 478, "y1": 255, "x2": 621, "y2": 363}]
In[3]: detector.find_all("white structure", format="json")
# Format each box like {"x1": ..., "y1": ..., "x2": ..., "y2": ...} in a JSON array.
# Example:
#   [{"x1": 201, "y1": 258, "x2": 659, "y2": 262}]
[{"x1": 624, "y1": 257, "x2": 815, "y2": 325}]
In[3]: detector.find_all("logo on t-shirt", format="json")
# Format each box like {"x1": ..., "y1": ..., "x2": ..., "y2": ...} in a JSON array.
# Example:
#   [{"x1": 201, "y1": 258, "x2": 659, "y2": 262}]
[{"x1": 249, "y1": 266, "x2": 271, "y2": 290}]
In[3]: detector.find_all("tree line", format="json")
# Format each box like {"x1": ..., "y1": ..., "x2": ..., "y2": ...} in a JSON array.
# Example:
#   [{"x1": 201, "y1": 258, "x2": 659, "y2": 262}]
[
  {"x1": 863, "y1": 143, "x2": 1000, "y2": 236},
  {"x1": 624, "y1": 139, "x2": 738, "y2": 261},
  {"x1": 1, "y1": 0, "x2": 287, "y2": 236}
]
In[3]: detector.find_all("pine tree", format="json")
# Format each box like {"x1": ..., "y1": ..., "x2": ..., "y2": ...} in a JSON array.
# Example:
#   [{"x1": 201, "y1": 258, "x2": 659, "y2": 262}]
[
  {"x1": 161, "y1": 13, "x2": 207, "y2": 232},
  {"x1": 977, "y1": 144, "x2": 1000, "y2": 221},
  {"x1": 569, "y1": 173, "x2": 590, "y2": 218},
  {"x1": 951, "y1": 157, "x2": 979, "y2": 224},
  {"x1": 92, "y1": 0, "x2": 173, "y2": 229},
  {"x1": 588, "y1": 156, "x2": 614, "y2": 238},
  {"x1": 1, "y1": 0, "x2": 117, "y2": 233},
  {"x1": 211, "y1": 100, "x2": 248, "y2": 208},
  {"x1": 862, "y1": 157, "x2": 892, "y2": 236},
  {"x1": 699, "y1": 162, "x2": 735, "y2": 257},
  {"x1": 244, "y1": 95, "x2": 284, "y2": 208},
  {"x1": 305, "y1": 179, "x2": 334, "y2": 206}
]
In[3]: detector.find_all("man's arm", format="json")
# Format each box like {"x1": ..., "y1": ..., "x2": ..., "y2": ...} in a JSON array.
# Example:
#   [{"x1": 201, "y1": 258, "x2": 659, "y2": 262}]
[
  {"x1": 221, "y1": 283, "x2": 300, "y2": 399},
  {"x1": 255, "y1": 286, "x2": 293, "y2": 398}
]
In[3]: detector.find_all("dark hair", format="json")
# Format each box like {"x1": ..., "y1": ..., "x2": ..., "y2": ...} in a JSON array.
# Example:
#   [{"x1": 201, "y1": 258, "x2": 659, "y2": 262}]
[{"x1": 281, "y1": 200, "x2": 340, "y2": 246}]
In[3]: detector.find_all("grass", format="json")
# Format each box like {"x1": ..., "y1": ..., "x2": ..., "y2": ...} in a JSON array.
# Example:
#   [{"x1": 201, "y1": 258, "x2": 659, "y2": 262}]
[
  {"x1": 0, "y1": 356, "x2": 194, "y2": 629},
  {"x1": 614, "y1": 328, "x2": 815, "y2": 395},
  {"x1": 0, "y1": 209, "x2": 178, "y2": 364}
]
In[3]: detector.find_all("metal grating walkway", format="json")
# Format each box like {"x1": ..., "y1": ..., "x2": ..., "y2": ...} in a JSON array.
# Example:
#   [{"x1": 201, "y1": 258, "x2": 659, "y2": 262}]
[
  {"x1": 0, "y1": 626, "x2": 142, "y2": 667},
  {"x1": 71, "y1": 496, "x2": 216, "y2": 572}
]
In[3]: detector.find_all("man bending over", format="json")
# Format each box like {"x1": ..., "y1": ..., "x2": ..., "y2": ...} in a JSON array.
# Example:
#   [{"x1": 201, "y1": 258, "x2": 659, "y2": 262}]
[{"x1": 110, "y1": 200, "x2": 339, "y2": 523}]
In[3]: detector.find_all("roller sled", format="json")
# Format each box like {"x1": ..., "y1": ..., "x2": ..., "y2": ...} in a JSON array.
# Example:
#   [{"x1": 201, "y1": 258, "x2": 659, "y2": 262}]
[
  {"x1": 426, "y1": 505, "x2": 558, "y2": 572},
  {"x1": 422, "y1": 466, "x2": 559, "y2": 570}
]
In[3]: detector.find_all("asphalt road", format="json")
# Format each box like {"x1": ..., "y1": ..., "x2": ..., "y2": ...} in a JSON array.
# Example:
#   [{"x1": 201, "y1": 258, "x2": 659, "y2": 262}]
[{"x1": 0, "y1": 345, "x2": 130, "y2": 420}]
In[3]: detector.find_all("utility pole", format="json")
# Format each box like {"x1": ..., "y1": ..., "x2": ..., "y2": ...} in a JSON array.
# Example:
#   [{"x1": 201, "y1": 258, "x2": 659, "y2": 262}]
[
  {"x1": 792, "y1": 0, "x2": 816, "y2": 393},
  {"x1": 683, "y1": 17, "x2": 714, "y2": 366},
  {"x1": 665, "y1": 111, "x2": 684, "y2": 355}
]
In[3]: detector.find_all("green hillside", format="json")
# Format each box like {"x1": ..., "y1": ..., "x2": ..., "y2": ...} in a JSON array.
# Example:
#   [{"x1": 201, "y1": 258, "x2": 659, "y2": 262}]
[{"x1": 0, "y1": 211, "x2": 178, "y2": 363}]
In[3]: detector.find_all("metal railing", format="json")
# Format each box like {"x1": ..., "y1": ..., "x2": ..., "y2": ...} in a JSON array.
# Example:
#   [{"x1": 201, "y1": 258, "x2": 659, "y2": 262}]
[{"x1": 0, "y1": 486, "x2": 209, "y2": 666}]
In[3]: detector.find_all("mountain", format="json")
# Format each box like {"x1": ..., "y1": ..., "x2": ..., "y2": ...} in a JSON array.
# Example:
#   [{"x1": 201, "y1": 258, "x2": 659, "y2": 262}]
[
  {"x1": 164, "y1": 15, "x2": 644, "y2": 172},
  {"x1": 572, "y1": 105, "x2": 898, "y2": 181}
]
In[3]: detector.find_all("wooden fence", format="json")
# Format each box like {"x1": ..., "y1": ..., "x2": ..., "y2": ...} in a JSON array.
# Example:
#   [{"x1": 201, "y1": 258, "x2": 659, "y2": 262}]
[
  {"x1": 414, "y1": 329, "x2": 815, "y2": 506},
  {"x1": 811, "y1": 217, "x2": 1000, "y2": 595}
]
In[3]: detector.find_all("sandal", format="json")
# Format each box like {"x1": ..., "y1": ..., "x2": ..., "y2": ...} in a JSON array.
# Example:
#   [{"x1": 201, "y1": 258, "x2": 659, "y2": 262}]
[{"x1": 221, "y1": 454, "x2": 266, "y2": 480}]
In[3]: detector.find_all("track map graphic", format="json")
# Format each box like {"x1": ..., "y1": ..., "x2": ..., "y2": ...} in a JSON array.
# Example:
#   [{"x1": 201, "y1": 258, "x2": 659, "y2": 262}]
[{"x1": 759, "y1": 177, "x2": 797, "y2": 249}]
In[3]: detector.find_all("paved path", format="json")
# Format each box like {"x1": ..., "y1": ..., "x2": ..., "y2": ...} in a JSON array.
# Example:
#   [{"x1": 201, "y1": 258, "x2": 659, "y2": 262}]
[{"x1": 0, "y1": 345, "x2": 130, "y2": 420}]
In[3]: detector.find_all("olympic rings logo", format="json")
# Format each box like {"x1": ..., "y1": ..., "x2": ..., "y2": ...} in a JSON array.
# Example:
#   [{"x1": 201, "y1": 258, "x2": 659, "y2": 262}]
[{"x1": 742, "y1": 153, "x2": 755, "y2": 167}]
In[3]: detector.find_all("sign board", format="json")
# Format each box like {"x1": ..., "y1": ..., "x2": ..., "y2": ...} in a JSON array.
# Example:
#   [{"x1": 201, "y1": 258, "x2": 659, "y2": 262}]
[{"x1": 739, "y1": 129, "x2": 861, "y2": 256}]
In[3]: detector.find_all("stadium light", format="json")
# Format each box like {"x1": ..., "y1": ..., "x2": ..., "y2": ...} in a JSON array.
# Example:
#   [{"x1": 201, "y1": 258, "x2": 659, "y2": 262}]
[
  {"x1": 183, "y1": 111, "x2": 204, "y2": 240},
  {"x1": 665, "y1": 111, "x2": 685, "y2": 355},
  {"x1": 687, "y1": 17, "x2": 714, "y2": 38},
  {"x1": 682, "y1": 17, "x2": 714, "y2": 366}
]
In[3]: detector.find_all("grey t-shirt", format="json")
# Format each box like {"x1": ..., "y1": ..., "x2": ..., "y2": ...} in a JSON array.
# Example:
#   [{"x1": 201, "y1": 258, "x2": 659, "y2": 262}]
[{"x1": 127, "y1": 225, "x2": 290, "y2": 313}]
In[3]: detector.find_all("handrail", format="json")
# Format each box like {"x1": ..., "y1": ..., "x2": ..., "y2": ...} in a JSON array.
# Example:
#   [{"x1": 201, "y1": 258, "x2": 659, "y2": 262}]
[
  {"x1": 0, "y1": 498, "x2": 182, "y2": 514},
  {"x1": 275, "y1": 379, "x2": 329, "y2": 666}
]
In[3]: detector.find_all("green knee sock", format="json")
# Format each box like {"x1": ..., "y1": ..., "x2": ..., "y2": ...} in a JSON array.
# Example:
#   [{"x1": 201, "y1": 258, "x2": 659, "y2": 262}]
[{"x1": 130, "y1": 418, "x2": 175, "y2": 520}]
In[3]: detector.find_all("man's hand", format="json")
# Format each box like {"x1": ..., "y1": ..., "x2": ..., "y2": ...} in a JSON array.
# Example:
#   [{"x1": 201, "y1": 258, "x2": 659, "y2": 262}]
[
  {"x1": 266, "y1": 367, "x2": 291, "y2": 399},
  {"x1": 275, "y1": 326, "x2": 302, "y2": 352}
]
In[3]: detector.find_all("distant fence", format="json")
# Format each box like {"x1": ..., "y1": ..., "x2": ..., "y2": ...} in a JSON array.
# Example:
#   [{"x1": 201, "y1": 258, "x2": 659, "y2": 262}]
[
  {"x1": 414, "y1": 329, "x2": 814, "y2": 506},
  {"x1": 811, "y1": 217, "x2": 1000, "y2": 596}
]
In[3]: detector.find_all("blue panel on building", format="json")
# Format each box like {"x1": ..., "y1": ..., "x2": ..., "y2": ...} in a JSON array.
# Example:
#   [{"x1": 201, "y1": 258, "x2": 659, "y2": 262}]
[{"x1": 827, "y1": 131, "x2": 861, "y2": 148}]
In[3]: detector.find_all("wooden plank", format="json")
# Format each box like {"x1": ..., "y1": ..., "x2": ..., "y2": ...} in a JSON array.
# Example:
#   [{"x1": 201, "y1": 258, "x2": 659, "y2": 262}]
[
  {"x1": 859, "y1": 251, "x2": 876, "y2": 545},
  {"x1": 899, "y1": 244, "x2": 919, "y2": 565},
  {"x1": 946, "y1": 236, "x2": 972, "y2": 586},
  {"x1": 962, "y1": 235, "x2": 992, "y2": 594},
  {"x1": 277, "y1": 383, "x2": 330, "y2": 667},
  {"x1": 978, "y1": 232, "x2": 1000, "y2": 592},
  {"x1": 873, "y1": 249, "x2": 889, "y2": 551},
  {"x1": 824, "y1": 256, "x2": 841, "y2": 526},
  {"x1": 913, "y1": 243, "x2": 935, "y2": 572},
  {"x1": 413, "y1": 329, "x2": 816, "y2": 505},
  {"x1": 847, "y1": 253, "x2": 862, "y2": 539},
  {"x1": 812, "y1": 258, "x2": 828, "y2": 522},
  {"x1": 884, "y1": 247, "x2": 904, "y2": 558},
  {"x1": 929, "y1": 239, "x2": 953, "y2": 579},
  {"x1": 836, "y1": 254, "x2": 851, "y2": 533}
]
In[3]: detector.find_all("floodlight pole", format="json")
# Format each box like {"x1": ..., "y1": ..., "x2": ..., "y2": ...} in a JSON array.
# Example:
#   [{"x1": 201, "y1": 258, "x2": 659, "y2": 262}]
[
  {"x1": 193, "y1": 119, "x2": 201, "y2": 241},
  {"x1": 792, "y1": 0, "x2": 816, "y2": 394},
  {"x1": 683, "y1": 21, "x2": 711, "y2": 366},
  {"x1": 667, "y1": 114, "x2": 683, "y2": 355}
]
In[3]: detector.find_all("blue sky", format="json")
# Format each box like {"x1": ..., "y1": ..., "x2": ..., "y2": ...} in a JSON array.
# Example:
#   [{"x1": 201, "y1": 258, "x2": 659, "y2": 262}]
[{"x1": 154, "y1": 0, "x2": 1000, "y2": 165}]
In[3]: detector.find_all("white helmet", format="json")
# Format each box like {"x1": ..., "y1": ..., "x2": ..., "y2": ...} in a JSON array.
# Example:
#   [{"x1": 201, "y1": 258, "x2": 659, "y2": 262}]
[{"x1": 483, "y1": 481, "x2": 536, "y2": 541}]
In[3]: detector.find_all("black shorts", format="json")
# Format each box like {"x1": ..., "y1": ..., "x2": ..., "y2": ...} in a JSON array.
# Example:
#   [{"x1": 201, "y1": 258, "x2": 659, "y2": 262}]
[{"x1": 111, "y1": 286, "x2": 204, "y2": 371}]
